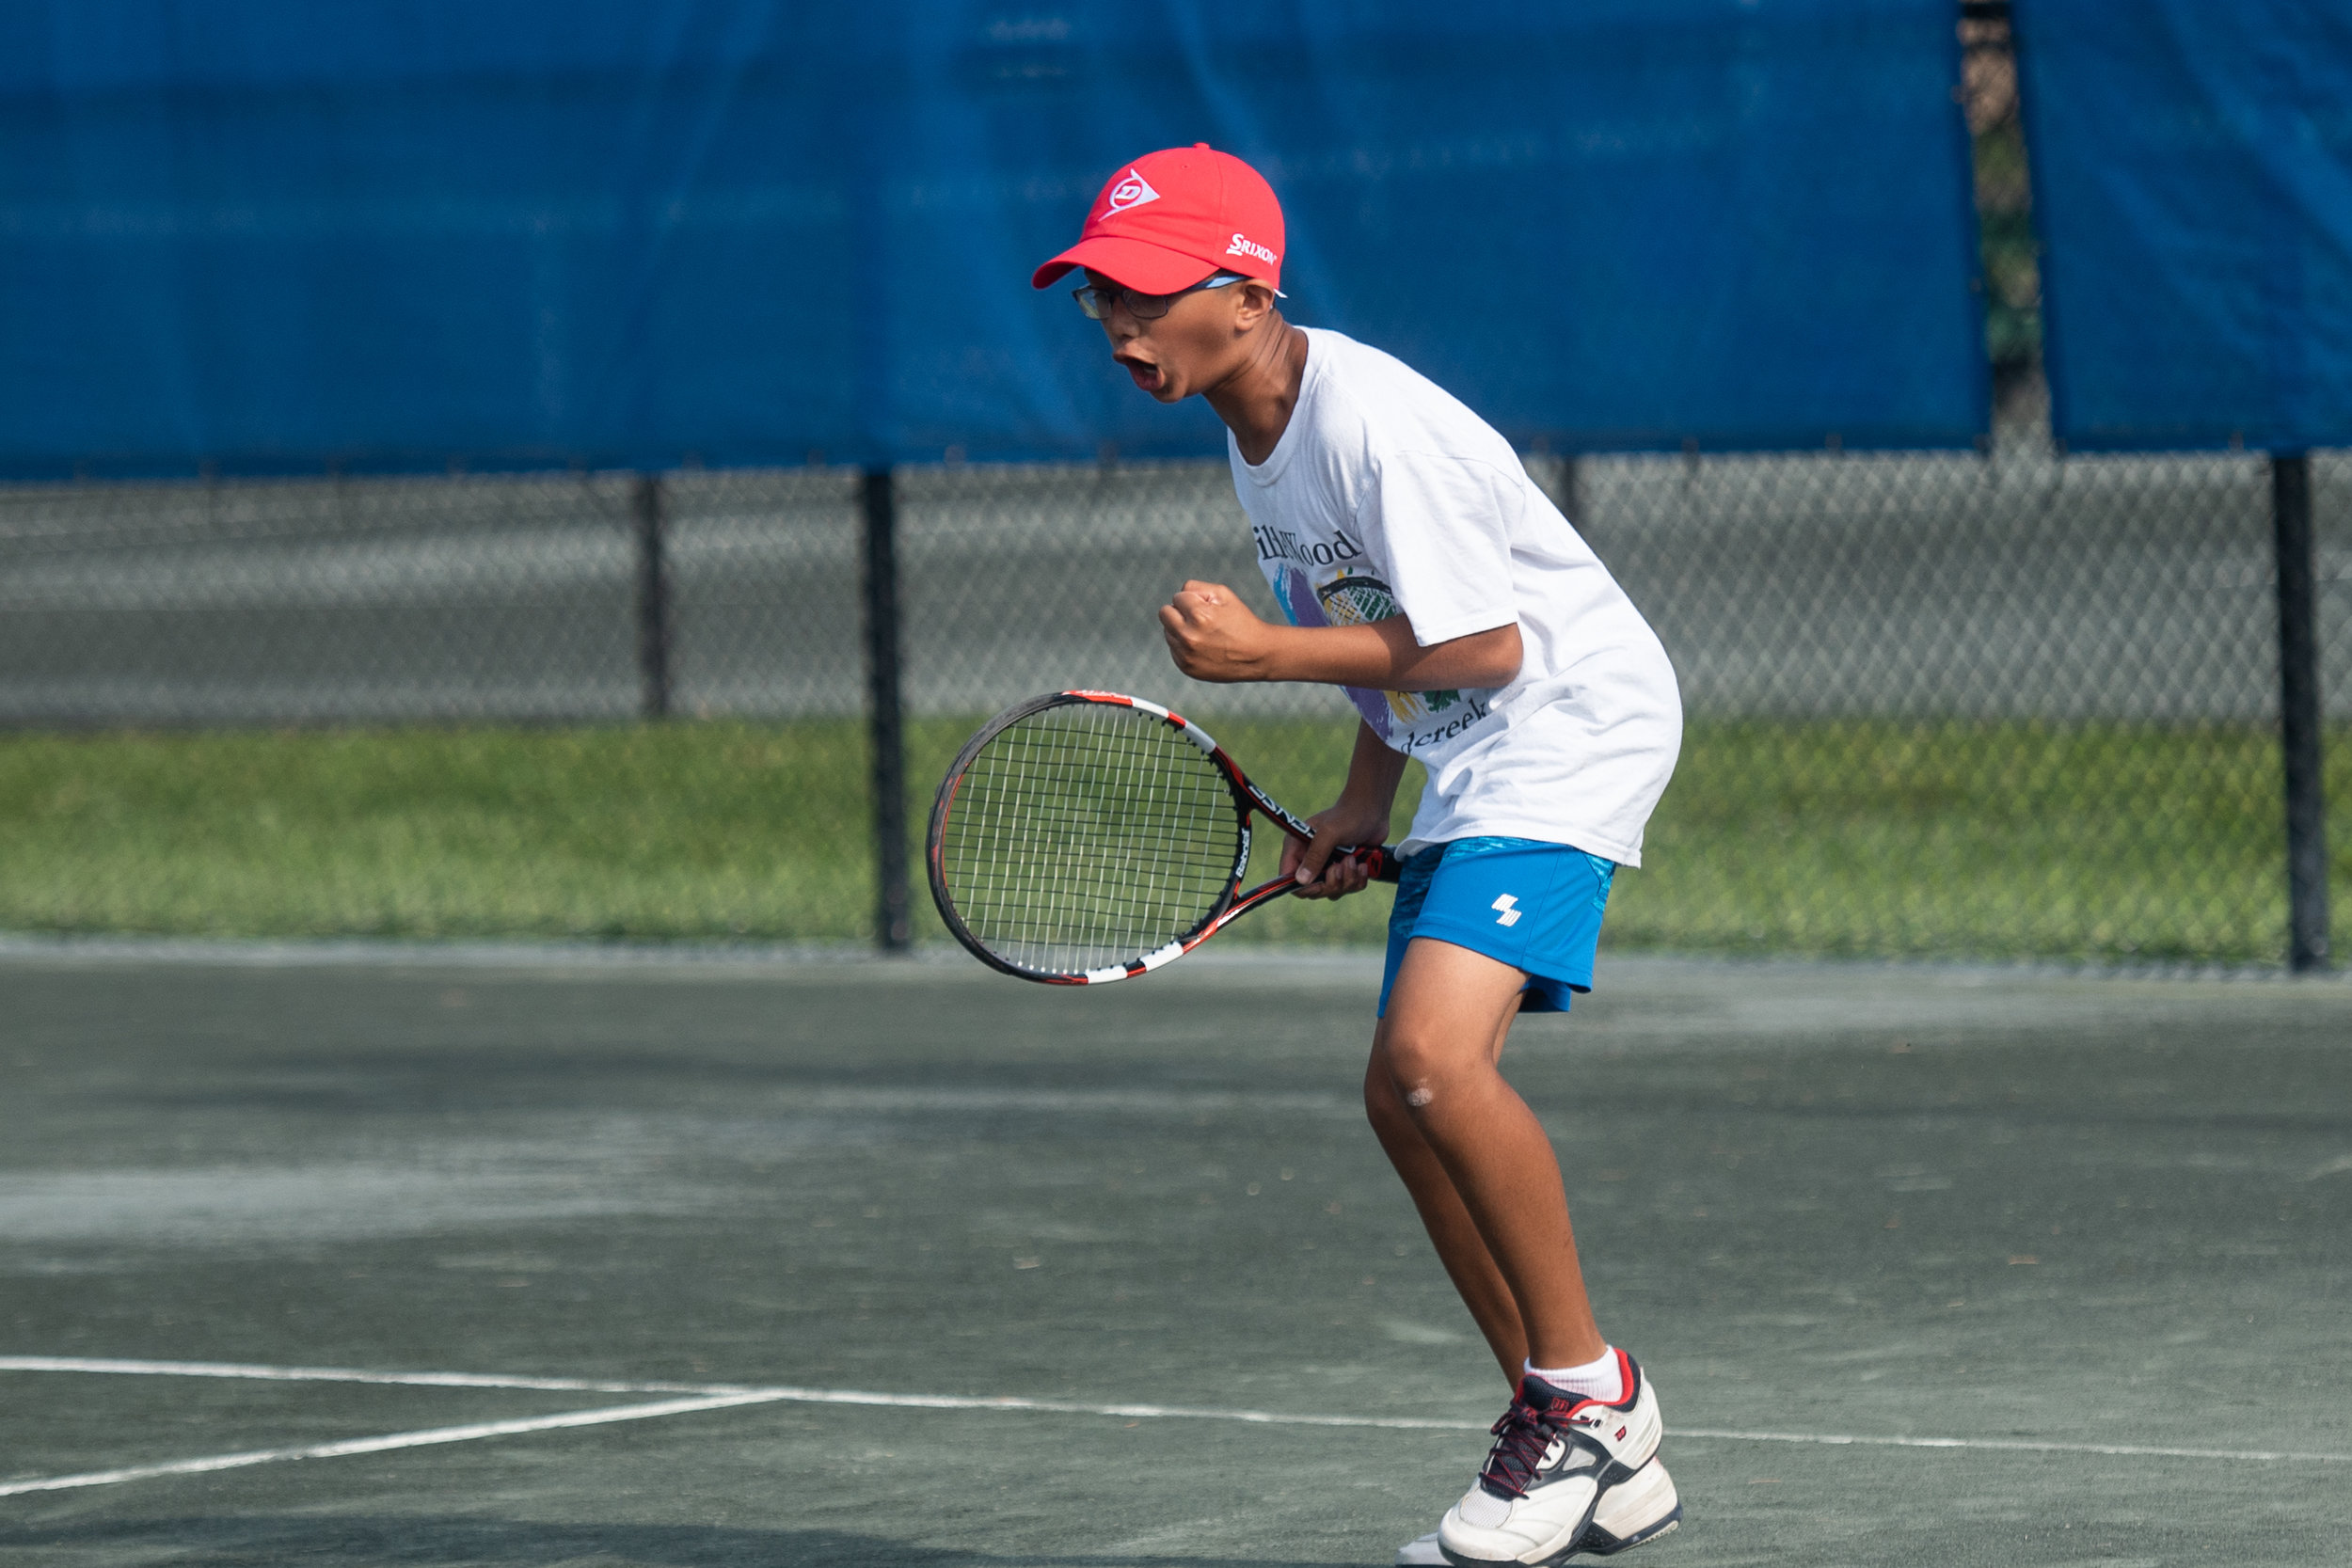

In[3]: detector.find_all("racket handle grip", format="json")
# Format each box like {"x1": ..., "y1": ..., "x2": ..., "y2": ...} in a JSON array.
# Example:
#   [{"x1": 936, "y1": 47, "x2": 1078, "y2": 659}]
[{"x1": 1343, "y1": 844, "x2": 1404, "y2": 884}]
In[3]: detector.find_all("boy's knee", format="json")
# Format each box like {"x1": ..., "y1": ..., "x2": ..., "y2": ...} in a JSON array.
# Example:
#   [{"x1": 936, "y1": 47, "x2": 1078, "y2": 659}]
[
  {"x1": 1362, "y1": 1044, "x2": 1427, "y2": 1132},
  {"x1": 1380, "y1": 1026, "x2": 1471, "y2": 1111}
]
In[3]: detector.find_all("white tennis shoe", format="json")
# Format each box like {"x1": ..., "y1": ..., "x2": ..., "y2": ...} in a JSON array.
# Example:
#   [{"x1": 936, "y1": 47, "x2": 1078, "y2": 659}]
[
  {"x1": 1393, "y1": 1457, "x2": 1681, "y2": 1565},
  {"x1": 1569, "y1": 1456, "x2": 1682, "y2": 1556},
  {"x1": 1397, "y1": 1530, "x2": 1448, "y2": 1566},
  {"x1": 1434, "y1": 1353, "x2": 1667, "y2": 1566}
]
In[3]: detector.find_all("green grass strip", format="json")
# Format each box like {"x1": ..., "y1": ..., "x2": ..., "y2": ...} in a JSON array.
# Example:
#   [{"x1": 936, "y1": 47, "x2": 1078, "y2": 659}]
[{"x1": 0, "y1": 718, "x2": 2343, "y2": 964}]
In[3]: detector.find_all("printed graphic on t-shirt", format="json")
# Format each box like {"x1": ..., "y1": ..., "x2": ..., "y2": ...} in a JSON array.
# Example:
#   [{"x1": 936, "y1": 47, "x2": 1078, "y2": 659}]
[
  {"x1": 1267, "y1": 562, "x2": 1394, "y2": 738},
  {"x1": 1265, "y1": 557, "x2": 1469, "y2": 744},
  {"x1": 1314, "y1": 570, "x2": 1467, "y2": 730}
]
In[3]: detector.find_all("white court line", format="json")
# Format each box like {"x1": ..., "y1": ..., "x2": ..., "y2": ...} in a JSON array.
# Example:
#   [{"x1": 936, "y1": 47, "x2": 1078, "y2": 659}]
[
  {"x1": 0, "y1": 1355, "x2": 732, "y2": 1396},
  {"x1": 2, "y1": 1355, "x2": 2346, "y2": 1499},
  {"x1": 1667, "y1": 1427, "x2": 2352, "y2": 1465},
  {"x1": 0, "y1": 1391, "x2": 792, "y2": 1497}
]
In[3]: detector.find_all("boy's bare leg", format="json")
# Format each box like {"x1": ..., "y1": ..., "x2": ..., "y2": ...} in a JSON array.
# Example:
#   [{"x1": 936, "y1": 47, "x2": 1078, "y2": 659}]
[
  {"x1": 1366, "y1": 937, "x2": 1605, "y2": 1374},
  {"x1": 1365, "y1": 994, "x2": 1531, "y2": 1386}
]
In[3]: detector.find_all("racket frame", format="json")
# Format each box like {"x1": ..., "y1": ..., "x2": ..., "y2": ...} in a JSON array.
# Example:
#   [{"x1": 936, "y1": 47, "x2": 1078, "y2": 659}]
[{"x1": 928, "y1": 689, "x2": 1398, "y2": 985}]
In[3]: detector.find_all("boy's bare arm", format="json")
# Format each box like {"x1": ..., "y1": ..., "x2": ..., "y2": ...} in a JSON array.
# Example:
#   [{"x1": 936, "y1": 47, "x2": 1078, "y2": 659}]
[
  {"x1": 1280, "y1": 720, "x2": 1411, "y2": 898},
  {"x1": 1159, "y1": 579, "x2": 1521, "y2": 689}
]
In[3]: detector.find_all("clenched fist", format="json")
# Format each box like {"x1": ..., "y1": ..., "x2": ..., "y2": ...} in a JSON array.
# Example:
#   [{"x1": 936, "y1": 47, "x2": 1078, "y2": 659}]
[{"x1": 1158, "y1": 579, "x2": 1279, "y2": 682}]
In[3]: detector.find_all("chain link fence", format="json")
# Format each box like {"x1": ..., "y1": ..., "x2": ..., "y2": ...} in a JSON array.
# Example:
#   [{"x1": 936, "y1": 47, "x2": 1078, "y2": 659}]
[{"x1": 0, "y1": 436, "x2": 2342, "y2": 964}]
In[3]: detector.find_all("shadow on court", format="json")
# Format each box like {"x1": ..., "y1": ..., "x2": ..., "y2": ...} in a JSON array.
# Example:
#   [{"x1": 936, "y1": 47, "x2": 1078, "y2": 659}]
[{"x1": 1, "y1": 949, "x2": 2347, "y2": 1566}]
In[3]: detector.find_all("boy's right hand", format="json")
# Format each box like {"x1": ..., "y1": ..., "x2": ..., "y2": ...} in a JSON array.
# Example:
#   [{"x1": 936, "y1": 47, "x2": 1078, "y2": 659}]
[{"x1": 1281, "y1": 800, "x2": 1394, "y2": 900}]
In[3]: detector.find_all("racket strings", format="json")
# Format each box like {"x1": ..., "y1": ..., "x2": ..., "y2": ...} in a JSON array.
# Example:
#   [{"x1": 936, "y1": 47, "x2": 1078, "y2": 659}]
[{"x1": 937, "y1": 703, "x2": 1241, "y2": 974}]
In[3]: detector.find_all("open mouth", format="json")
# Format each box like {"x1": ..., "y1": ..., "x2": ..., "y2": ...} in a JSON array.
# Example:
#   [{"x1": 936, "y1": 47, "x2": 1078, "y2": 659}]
[{"x1": 1121, "y1": 359, "x2": 1165, "y2": 393}]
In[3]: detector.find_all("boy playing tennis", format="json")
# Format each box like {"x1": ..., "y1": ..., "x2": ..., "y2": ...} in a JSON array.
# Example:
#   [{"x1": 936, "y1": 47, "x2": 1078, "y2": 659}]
[{"x1": 1033, "y1": 146, "x2": 1685, "y2": 1566}]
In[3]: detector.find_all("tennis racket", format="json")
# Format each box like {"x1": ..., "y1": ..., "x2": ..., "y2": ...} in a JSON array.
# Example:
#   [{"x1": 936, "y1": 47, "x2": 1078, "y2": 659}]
[{"x1": 928, "y1": 689, "x2": 1400, "y2": 984}]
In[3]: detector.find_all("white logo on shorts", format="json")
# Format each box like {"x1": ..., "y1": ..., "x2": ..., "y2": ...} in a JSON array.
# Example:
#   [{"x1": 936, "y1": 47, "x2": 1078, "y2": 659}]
[
  {"x1": 1104, "y1": 169, "x2": 1160, "y2": 214},
  {"x1": 1491, "y1": 895, "x2": 1522, "y2": 927}
]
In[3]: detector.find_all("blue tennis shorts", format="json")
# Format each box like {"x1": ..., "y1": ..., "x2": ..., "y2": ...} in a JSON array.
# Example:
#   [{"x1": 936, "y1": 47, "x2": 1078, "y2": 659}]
[{"x1": 1378, "y1": 836, "x2": 1618, "y2": 1019}]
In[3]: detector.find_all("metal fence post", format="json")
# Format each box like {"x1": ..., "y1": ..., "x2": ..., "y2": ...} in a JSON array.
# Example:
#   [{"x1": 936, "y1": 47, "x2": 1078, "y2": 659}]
[
  {"x1": 2272, "y1": 451, "x2": 2331, "y2": 971},
  {"x1": 632, "y1": 473, "x2": 671, "y2": 719},
  {"x1": 862, "y1": 467, "x2": 914, "y2": 953}
]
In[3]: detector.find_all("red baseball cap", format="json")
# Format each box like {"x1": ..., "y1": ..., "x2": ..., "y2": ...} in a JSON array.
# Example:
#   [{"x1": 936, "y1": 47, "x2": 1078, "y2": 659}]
[{"x1": 1032, "y1": 143, "x2": 1285, "y2": 294}]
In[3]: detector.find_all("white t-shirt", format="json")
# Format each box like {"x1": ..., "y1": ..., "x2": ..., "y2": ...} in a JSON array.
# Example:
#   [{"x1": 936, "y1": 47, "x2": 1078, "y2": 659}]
[{"x1": 1228, "y1": 327, "x2": 1682, "y2": 865}]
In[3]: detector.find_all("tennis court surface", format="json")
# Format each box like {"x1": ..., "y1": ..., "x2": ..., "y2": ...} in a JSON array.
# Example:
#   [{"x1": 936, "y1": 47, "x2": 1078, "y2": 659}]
[{"x1": 3, "y1": 948, "x2": 2346, "y2": 1566}]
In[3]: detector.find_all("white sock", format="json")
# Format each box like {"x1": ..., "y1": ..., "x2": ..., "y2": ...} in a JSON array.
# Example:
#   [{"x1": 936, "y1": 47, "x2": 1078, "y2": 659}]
[{"x1": 1526, "y1": 1349, "x2": 1624, "y2": 1402}]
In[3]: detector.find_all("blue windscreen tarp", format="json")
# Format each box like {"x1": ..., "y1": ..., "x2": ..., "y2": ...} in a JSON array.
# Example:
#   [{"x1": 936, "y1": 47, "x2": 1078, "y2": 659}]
[
  {"x1": 2016, "y1": 1, "x2": 2352, "y2": 452},
  {"x1": 0, "y1": 1, "x2": 1986, "y2": 476}
]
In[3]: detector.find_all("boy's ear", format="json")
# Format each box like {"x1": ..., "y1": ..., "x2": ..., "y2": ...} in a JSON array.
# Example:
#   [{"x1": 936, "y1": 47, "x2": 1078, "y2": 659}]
[{"x1": 1232, "y1": 280, "x2": 1280, "y2": 330}]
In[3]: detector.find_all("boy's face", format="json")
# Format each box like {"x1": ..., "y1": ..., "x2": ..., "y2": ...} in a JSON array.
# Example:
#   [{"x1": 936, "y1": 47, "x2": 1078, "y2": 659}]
[{"x1": 1085, "y1": 268, "x2": 1277, "y2": 404}]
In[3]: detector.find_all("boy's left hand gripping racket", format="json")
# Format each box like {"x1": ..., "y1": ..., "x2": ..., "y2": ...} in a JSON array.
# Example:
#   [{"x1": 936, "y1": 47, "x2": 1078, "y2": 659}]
[{"x1": 928, "y1": 690, "x2": 1400, "y2": 984}]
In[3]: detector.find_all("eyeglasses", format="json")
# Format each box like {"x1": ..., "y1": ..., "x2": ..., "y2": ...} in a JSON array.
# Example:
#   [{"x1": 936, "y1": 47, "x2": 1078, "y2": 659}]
[{"x1": 1072, "y1": 272, "x2": 1248, "y2": 321}]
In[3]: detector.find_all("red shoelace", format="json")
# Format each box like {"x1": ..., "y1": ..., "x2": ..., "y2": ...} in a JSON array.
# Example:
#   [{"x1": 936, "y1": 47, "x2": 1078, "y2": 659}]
[{"x1": 1476, "y1": 1394, "x2": 1563, "y2": 1498}]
